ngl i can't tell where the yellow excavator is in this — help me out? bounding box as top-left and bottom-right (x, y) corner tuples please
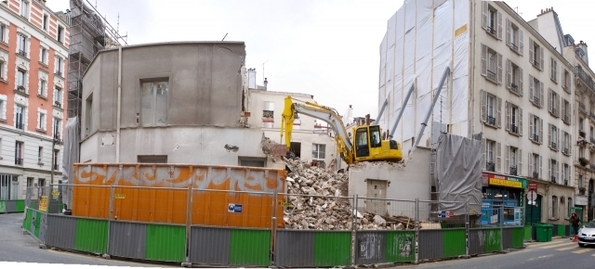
(281, 96), (402, 165)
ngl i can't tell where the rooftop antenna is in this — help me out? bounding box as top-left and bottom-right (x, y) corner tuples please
(260, 60), (269, 84)
(222, 33), (228, 41)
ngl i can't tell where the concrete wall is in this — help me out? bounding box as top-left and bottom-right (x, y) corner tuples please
(348, 147), (432, 219)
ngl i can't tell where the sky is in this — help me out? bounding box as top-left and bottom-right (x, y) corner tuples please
(45, 0), (595, 120)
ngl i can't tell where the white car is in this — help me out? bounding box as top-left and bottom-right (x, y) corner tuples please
(578, 220), (595, 247)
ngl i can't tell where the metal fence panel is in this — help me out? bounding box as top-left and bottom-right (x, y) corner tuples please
(275, 230), (315, 267)
(38, 213), (47, 244)
(355, 231), (385, 264)
(5, 200), (15, 213)
(313, 231), (351, 266)
(468, 229), (483, 255)
(45, 215), (77, 250)
(385, 231), (415, 263)
(229, 229), (271, 266)
(74, 218), (108, 254)
(145, 224), (186, 262)
(502, 227), (512, 249)
(189, 226), (232, 265)
(418, 230), (443, 261)
(442, 229), (466, 258)
(108, 221), (147, 260)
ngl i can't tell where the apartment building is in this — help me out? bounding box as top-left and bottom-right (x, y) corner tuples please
(529, 7), (595, 221)
(245, 68), (342, 170)
(378, 0), (574, 225)
(0, 0), (69, 200)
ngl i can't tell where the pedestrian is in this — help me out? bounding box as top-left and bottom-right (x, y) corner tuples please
(569, 212), (580, 241)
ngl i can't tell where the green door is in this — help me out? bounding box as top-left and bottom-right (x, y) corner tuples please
(525, 195), (542, 225)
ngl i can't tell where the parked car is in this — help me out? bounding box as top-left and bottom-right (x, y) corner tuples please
(578, 220), (595, 247)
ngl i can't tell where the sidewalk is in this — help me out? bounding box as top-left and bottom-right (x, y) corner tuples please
(523, 236), (571, 246)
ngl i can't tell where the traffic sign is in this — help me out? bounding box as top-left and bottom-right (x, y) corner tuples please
(526, 190), (537, 202)
(529, 182), (538, 191)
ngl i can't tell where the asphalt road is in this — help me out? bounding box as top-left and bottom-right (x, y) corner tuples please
(396, 237), (595, 269)
(0, 212), (172, 267)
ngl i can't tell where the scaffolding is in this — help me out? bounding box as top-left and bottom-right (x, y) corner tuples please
(65, 0), (128, 120)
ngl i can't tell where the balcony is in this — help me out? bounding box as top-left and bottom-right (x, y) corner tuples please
(510, 166), (517, 176)
(580, 130), (586, 138)
(510, 83), (520, 95)
(550, 142), (557, 150)
(531, 96), (541, 107)
(486, 116), (496, 126)
(487, 69), (497, 82)
(532, 171), (539, 179)
(579, 101), (586, 113)
(510, 124), (519, 134)
(486, 162), (495, 172)
(551, 176), (556, 183)
(17, 50), (27, 58)
(486, 26), (497, 37)
(575, 65), (595, 92)
(532, 133), (539, 143)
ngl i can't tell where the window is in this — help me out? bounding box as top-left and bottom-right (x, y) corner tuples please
(37, 111), (45, 131)
(550, 159), (559, 183)
(528, 153), (542, 179)
(54, 56), (63, 76)
(484, 139), (501, 172)
(562, 99), (571, 124)
(528, 113), (543, 144)
(579, 175), (583, 189)
(40, 47), (48, 65)
(550, 58), (558, 82)
(43, 14), (48, 31)
(529, 75), (544, 107)
(0, 23), (7, 43)
(580, 146), (585, 159)
(17, 33), (27, 57)
(563, 163), (570, 186)
(39, 79), (47, 97)
(562, 131), (571, 156)
(141, 79), (169, 127)
(54, 86), (62, 106)
(312, 143), (326, 159)
(0, 60), (5, 80)
(506, 19), (523, 54)
(138, 155), (168, 163)
(506, 146), (521, 176)
(57, 25), (64, 44)
(0, 175), (19, 200)
(548, 88), (560, 118)
(86, 95), (93, 136)
(0, 98), (5, 121)
(548, 124), (559, 151)
(481, 44), (502, 84)
(53, 117), (61, 139)
(53, 149), (59, 170)
(482, 2), (502, 39)
(38, 146), (43, 163)
(505, 101), (522, 135)
(480, 90), (501, 128)
(529, 38), (544, 70)
(15, 105), (24, 130)
(262, 101), (274, 119)
(15, 141), (23, 165)
(562, 69), (571, 93)
(20, 0), (29, 18)
(506, 60), (523, 95)
(17, 69), (26, 89)
(551, 195), (558, 219)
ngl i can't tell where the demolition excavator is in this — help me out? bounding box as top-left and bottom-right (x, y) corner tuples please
(280, 96), (403, 165)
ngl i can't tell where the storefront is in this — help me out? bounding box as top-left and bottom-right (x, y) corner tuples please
(481, 172), (527, 226)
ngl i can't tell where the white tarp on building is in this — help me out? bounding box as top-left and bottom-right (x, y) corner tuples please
(378, 0), (470, 154)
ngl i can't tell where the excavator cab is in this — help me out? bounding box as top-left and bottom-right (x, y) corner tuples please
(353, 125), (402, 162)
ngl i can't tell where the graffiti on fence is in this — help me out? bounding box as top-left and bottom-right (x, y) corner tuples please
(358, 233), (383, 260)
(74, 164), (284, 192)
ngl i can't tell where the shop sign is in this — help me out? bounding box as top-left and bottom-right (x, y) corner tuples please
(576, 196), (588, 206)
(484, 173), (527, 189)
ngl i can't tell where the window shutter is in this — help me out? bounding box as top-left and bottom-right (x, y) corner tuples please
(497, 97), (502, 128)
(529, 39), (535, 64)
(540, 82), (544, 107)
(506, 59), (512, 88)
(529, 75), (535, 101)
(528, 152), (533, 176)
(519, 107), (523, 136)
(539, 118), (544, 143)
(519, 67), (524, 96)
(548, 89), (553, 113)
(505, 101), (511, 131)
(482, 138), (487, 167)
(497, 53), (503, 84)
(519, 29), (524, 55)
(480, 90), (486, 122)
(482, 1), (487, 30)
(519, 149), (523, 175)
(497, 11), (502, 40)
(481, 44), (487, 76)
(555, 95), (560, 117)
(570, 134), (572, 154)
(496, 142), (502, 172)
(505, 145), (510, 172)
(506, 18), (511, 45)
(548, 124), (552, 146)
(540, 46), (544, 70)
(539, 155), (542, 180)
(557, 127), (560, 149)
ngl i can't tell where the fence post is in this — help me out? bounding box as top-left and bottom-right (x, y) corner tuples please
(105, 185), (115, 259)
(351, 194), (358, 267)
(414, 198), (419, 265)
(500, 204), (504, 251)
(270, 187), (278, 267)
(182, 185), (193, 267)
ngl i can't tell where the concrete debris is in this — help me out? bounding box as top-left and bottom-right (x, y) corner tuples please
(281, 158), (416, 231)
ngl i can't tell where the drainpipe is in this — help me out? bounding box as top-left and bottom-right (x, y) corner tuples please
(116, 45), (122, 162)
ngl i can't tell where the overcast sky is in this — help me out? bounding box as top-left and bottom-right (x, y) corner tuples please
(47, 0), (594, 120)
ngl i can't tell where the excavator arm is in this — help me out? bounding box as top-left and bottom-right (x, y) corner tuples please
(281, 96), (355, 164)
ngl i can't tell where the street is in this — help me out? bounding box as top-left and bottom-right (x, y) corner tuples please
(0, 213), (172, 267)
(396, 238), (594, 269)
